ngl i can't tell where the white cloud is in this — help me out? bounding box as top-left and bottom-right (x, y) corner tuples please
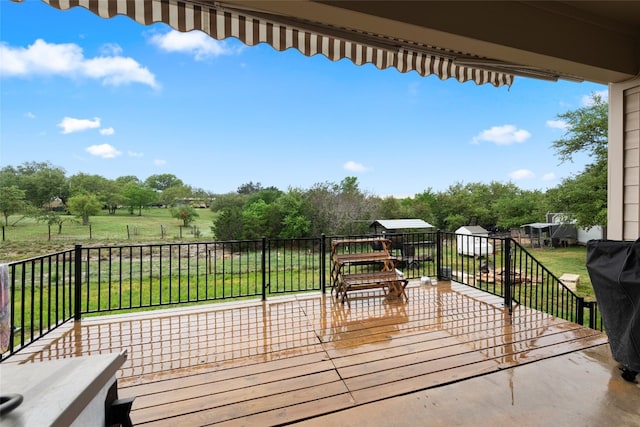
(509, 169), (535, 180)
(83, 56), (158, 88)
(546, 120), (569, 130)
(86, 144), (122, 158)
(25, 112), (35, 119)
(58, 116), (100, 134)
(0, 39), (158, 88)
(542, 172), (556, 181)
(1, 39), (81, 75)
(472, 125), (531, 145)
(149, 30), (240, 61)
(99, 127), (115, 136)
(343, 160), (368, 173)
(99, 43), (123, 56)
(154, 159), (167, 166)
(128, 150), (144, 157)
(582, 90), (608, 106)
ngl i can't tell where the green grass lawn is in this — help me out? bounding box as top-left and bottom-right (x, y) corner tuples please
(2, 212), (592, 298)
(1, 211), (594, 302)
(0, 208), (218, 262)
(526, 245), (593, 299)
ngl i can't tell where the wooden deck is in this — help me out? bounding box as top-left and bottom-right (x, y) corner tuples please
(4, 281), (628, 426)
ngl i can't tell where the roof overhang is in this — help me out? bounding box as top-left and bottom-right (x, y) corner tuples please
(224, 0), (640, 84)
(19, 1), (640, 85)
(34, 0), (520, 87)
(371, 219), (434, 231)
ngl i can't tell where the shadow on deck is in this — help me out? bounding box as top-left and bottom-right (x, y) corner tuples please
(4, 282), (639, 426)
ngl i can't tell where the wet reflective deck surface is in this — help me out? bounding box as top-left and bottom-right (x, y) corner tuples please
(6, 282), (639, 426)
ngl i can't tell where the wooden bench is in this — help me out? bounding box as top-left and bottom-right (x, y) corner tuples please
(338, 270), (409, 304)
(330, 237), (409, 305)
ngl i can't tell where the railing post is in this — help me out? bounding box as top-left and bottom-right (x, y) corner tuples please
(592, 302), (599, 330)
(320, 234), (326, 294)
(503, 238), (512, 315)
(576, 296), (585, 326)
(261, 237), (267, 301)
(436, 230), (442, 280)
(74, 244), (82, 321)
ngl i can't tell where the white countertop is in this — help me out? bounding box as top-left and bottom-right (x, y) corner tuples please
(0, 352), (126, 427)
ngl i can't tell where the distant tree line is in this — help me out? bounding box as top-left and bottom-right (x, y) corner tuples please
(0, 94), (607, 239)
(0, 168), (207, 231)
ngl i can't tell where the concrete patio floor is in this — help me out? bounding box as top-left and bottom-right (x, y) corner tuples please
(294, 343), (640, 427)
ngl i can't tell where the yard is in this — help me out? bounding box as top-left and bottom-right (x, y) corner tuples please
(0, 208), (218, 262)
(1, 208), (596, 302)
(525, 245), (593, 299)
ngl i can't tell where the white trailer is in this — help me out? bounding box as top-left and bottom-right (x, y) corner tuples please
(455, 226), (493, 257)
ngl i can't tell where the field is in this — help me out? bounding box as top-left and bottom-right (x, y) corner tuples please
(2, 213), (600, 351)
(0, 208), (218, 262)
(1, 209), (595, 300)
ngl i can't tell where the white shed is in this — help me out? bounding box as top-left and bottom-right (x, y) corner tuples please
(455, 226), (493, 257)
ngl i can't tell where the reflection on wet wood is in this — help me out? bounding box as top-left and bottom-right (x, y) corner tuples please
(4, 282), (607, 426)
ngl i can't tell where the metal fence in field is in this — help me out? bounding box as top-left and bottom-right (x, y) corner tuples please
(1, 230), (600, 360)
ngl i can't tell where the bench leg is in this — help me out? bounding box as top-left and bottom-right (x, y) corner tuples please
(388, 280), (409, 301)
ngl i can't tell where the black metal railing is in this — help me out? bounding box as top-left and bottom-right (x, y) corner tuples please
(1, 230), (601, 360)
(3, 249), (76, 357)
(436, 232), (602, 330)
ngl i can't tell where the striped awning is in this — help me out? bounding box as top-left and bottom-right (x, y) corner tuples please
(38, 0), (514, 88)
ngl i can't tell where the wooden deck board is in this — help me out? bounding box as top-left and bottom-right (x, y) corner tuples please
(130, 360), (339, 410)
(132, 371), (347, 425)
(156, 392), (357, 427)
(4, 282), (610, 426)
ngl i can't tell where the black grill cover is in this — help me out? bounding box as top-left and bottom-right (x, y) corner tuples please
(586, 239), (640, 372)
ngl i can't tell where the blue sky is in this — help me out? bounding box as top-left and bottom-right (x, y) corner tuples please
(1, 0), (607, 198)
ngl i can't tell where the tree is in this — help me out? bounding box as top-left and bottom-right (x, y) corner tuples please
(160, 185), (193, 207)
(209, 193), (247, 212)
(376, 197), (404, 220)
(191, 187), (213, 200)
(115, 175), (141, 186)
(68, 173), (124, 214)
(0, 185), (27, 225)
(550, 93), (608, 231)
(171, 205), (199, 226)
(37, 210), (74, 235)
(301, 178), (376, 236)
(273, 190), (311, 238)
(69, 173), (109, 196)
(247, 187), (284, 206)
(1, 161), (68, 208)
(211, 207), (243, 240)
(121, 182), (157, 216)
(241, 199), (270, 239)
(434, 182), (485, 230)
(145, 174), (184, 192)
(493, 189), (548, 230)
(411, 189), (437, 226)
(552, 94), (608, 164)
(67, 193), (102, 225)
(547, 162), (607, 230)
(101, 180), (126, 215)
(443, 213), (467, 231)
(237, 181), (263, 195)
